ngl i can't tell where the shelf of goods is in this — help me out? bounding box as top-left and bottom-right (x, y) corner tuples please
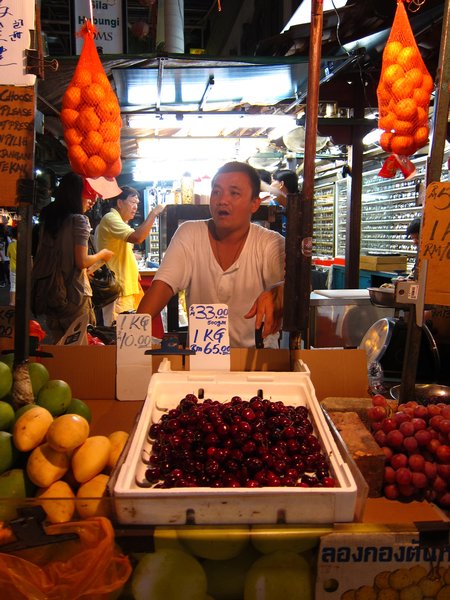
(313, 154), (449, 267)
(313, 179), (336, 258)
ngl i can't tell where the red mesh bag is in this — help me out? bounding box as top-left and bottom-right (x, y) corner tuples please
(61, 21), (122, 179)
(377, 0), (433, 177)
(0, 517), (131, 599)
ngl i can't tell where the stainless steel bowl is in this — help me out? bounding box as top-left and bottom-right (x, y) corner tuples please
(367, 287), (396, 307)
(390, 383), (450, 405)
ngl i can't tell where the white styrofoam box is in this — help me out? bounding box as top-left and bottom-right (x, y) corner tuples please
(113, 369), (358, 525)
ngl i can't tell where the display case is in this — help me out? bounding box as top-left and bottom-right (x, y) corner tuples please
(360, 159), (424, 271)
(313, 178), (335, 258)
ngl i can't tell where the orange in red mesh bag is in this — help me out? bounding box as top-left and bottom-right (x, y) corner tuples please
(61, 21), (122, 179)
(377, 0), (433, 177)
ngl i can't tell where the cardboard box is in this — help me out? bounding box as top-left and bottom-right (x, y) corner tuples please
(37, 346), (369, 403)
(316, 521), (450, 599)
(360, 255), (408, 272)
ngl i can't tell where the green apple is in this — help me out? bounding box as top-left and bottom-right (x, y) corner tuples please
(204, 544), (261, 600)
(244, 551), (313, 600)
(66, 397), (92, 423)
(0, 361), (12, 400)
(0, 432), (20, 474)
(36, 379), (72, 416)
(0, 468), (36, 522)
(0, 353), (14, 370)
(177, 525), (251, 561)
(250, 525), (326, 555)
(0, 400), (14, 431)
(28, 362), (50, 398)
(131, 548), (207, 600)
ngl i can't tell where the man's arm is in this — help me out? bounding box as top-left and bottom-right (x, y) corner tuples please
(127, 205), (165, 245)
(244, 283), (284, 338)
(137, 279), (175, 317)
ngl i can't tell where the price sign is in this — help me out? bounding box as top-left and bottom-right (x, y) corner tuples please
(188, 304), (230, 371)
(116, 313), (152, 401)
(419, 182), (450, 307)
(0, 306), (14, 349)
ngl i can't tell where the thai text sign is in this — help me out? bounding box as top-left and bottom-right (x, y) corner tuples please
(419, 182), (450, 307)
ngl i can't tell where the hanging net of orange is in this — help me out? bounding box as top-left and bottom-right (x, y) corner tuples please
(60, 21), (122, 179)
(377, 0), (433, 165)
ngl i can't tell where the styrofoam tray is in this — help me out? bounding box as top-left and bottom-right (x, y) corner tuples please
(112, 368), (358, 525)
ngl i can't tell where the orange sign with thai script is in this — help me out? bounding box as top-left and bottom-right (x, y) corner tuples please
(0, 85), (35, 205)
(419, 182), (450, 307)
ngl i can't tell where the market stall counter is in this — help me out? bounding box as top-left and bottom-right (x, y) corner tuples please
(0, 347), (449, 600)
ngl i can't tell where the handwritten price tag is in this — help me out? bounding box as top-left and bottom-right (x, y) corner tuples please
(116, 314), (153, 400)
(188, 304), (230, 371)
(0, 307), (14, 342)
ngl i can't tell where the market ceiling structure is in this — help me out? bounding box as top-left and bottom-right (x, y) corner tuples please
(36, 0), (446, 182)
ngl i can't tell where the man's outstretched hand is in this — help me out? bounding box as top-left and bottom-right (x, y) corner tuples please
(244, 284), (284, 338)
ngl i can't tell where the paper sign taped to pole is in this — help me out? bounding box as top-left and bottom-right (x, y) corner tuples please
(419, 182), (450, 307)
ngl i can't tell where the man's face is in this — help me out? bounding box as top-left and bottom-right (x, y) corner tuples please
(209, 172), (260, 231)
(118, 194), (139, 222)
(410, 232), (419, 248)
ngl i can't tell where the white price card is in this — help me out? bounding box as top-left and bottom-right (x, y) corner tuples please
(188, 304), (230, 371)
(116, 313), (152, 401)
(0, 306), (14, 343)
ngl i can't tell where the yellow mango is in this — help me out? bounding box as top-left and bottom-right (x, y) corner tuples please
(37, 480), (76, 523)
(13, 406), (53, 452)
(26, 443), (69, 488)
(46, 413), (90, 453)
(71, 435), (111, 483)
(76, 473), (111, 518)
(107, 430), (129, 471)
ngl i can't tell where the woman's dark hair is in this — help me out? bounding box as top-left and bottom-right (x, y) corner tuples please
(39, 172), (84, 237)
(256, 169), (272, 185)
(406, 217), (421, 237)
(212, 161), (261, 199)
(273, 169), (299, 193)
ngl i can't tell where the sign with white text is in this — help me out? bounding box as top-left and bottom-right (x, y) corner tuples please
(188, 304), (230, 371)
(116, 313), (152, 401)
(419, 182), (450, 307)
(74, 0), (124, 55)
(0, 0), (35, 86)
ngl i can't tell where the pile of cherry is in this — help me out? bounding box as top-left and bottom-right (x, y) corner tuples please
(145, 394), (335, 489)
(368, 395), (450, 507)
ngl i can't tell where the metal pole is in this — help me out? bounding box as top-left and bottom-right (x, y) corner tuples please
(284, 0), (324, 354)
(399, 0), (450, 404)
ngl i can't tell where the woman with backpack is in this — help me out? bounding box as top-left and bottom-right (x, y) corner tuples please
(31, 172), (113, 343)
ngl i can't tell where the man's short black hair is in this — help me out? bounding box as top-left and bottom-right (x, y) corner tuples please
(212, 161), (261, 199)
(406, 217), (421, 237)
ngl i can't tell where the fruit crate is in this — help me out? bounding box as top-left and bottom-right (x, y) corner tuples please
(112, 369), (358, 525)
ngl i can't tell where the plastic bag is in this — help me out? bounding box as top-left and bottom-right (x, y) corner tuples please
(61, 21), (122, 179)
(377, 0), (433, 171)
(0, 517), (131, 599)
